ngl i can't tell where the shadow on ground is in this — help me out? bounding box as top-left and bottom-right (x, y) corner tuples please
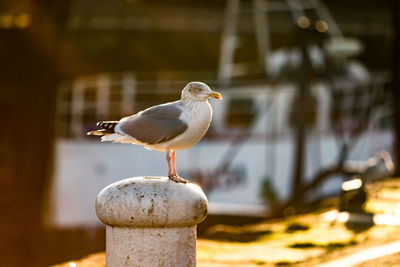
(201, 227), (273, 242)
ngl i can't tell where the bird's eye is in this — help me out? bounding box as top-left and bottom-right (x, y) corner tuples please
(189, 87), (202, 94)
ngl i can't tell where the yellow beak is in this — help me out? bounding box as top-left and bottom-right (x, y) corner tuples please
(208, 91), (222, 100)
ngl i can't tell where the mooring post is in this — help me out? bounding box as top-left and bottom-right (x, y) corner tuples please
(95, 176), (208, 267)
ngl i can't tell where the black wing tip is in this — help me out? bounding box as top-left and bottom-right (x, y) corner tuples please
(97, 121), (118, 131)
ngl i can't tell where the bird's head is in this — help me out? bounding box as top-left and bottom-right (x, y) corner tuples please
(181, 82), (222, 101)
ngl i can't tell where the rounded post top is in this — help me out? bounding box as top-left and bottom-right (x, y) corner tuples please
(96, 177), (208, 228)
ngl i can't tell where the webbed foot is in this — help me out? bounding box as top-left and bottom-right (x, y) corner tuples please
(168, 174), (188, 184)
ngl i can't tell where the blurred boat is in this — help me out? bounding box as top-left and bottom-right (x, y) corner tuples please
(48, 70), (394, 227)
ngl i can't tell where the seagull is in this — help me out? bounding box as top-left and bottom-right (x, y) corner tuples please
(87, 81), (222, 183)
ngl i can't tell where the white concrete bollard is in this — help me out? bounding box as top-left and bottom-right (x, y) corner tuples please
(95, 176), (208, 267)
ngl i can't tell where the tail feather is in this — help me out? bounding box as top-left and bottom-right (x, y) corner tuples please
(101, 133), (126, 142)
(87, 129), (110, 136)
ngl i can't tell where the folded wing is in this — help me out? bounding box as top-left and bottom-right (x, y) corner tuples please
(117, 102), (188, 145)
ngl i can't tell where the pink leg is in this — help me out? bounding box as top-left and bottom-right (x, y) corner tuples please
(166, 151), (172, 176)
(171, 150), (177, 176)
(168, 150), (187, 183)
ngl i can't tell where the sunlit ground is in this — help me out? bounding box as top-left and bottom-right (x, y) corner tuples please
(52, 178), (400, 267)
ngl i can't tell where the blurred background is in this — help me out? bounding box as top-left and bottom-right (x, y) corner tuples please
(1, 0), (400, 266)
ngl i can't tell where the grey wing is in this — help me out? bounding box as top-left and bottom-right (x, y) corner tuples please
(117, 102), (188, 145)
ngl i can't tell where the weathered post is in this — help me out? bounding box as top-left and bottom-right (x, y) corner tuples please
(96, 176), (208, 267)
